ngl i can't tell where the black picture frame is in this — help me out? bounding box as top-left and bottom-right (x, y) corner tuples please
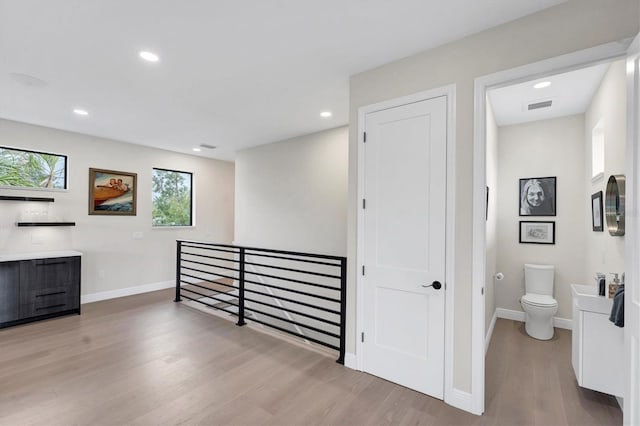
(519, 221), (555, 244)
(591, 191), (604, 232)
(519, 177), (556, 216)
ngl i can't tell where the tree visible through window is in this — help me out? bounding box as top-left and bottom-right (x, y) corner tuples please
(152, 168), (193, 226)
(0, 146), (67, 189)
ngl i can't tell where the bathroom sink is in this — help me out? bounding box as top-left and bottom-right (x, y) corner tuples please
(571, 284), (613, 315)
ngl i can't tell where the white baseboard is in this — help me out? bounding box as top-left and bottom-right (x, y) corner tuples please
(553, 317), (572, 330)
(81, 280), (174, 304)
(496, 307), (525, 322)
(343, 352), (358, 370)
(485, 310), (497, 356)
(445, 388), (478, 415)
(495, 308), (572, 330)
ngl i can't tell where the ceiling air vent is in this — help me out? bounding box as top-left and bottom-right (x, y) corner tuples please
(528, 100), (552, 110)
(199, 143), (217, 149)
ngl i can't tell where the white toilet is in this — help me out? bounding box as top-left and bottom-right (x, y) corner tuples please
(521, 263), (558, 340)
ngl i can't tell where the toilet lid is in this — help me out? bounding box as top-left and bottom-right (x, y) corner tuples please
(522, 293), (557, 307)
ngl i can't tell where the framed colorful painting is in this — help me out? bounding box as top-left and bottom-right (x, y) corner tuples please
(88, 168), (137, 215)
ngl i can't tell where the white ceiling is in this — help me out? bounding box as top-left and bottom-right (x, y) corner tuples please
(0, 0), (565, 161)
(488, 62), (611, 127)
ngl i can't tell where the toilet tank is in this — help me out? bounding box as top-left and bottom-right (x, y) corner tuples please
(524, 264), (555, 295)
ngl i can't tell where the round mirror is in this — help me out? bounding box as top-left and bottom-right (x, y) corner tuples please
(605, 174), (625, 236)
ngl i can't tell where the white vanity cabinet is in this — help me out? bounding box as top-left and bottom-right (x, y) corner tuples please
(571, 284), (624, 397)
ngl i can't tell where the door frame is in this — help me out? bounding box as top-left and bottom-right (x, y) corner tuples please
(473, 39), (632, 416)
(355, 84), (458, 406)
(624, 33), (640, 426)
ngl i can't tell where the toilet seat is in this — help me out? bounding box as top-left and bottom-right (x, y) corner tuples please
(521, 293), (557, 308)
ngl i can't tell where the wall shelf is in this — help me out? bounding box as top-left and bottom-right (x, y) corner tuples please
(0, 195), (55, 202)
(16, 222), (75, 227)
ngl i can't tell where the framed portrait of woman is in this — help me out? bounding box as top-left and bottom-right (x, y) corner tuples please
(519, 177), (556, 216)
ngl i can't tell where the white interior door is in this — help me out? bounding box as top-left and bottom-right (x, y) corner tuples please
(625, 33), (640, 426)
(361, 95), (447, 398)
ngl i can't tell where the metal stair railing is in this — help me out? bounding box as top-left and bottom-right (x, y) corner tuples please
(174, 240), (347, 364)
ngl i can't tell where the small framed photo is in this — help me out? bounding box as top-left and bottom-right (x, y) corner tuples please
(591, 191), (603, 232)
(88, 168), (137, 215)
(519, 221), (555, 244)
(519, 177), (556, 216)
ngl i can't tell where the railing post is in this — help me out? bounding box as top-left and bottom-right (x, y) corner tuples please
(174, 240), (182, 302)
(337, 257), (347, 365)
(236, 247), (246, 326)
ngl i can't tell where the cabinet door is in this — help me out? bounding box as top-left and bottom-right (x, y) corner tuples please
(582, 311), (624, 396)
(0, 262), (20, 323)
(19, 257), (80, 318)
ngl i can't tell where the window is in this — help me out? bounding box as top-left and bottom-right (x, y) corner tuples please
(152, 168), (193, 227)
(0, 146), (67, 189)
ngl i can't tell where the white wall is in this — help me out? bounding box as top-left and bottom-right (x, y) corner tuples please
(233, 126), (348, 348)
(348, 0), (639, 392)
(235, 126), (348, 256)
(584, 60), (626, 284)
(0, 119), (235, 298)
(485, 100), (498, 335)
(496, 115), (586, 320)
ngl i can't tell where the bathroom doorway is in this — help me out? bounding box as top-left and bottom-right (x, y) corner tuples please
(484, 58), (626, 336)
(472, 36), (629, 416)
(478, 47), (629, 418)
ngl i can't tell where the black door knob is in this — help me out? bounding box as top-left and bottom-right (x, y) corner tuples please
(422, 281), (442, 290)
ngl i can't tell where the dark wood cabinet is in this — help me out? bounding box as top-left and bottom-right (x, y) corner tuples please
(0, 262), (20, 323)
(0, 256), (81, 328)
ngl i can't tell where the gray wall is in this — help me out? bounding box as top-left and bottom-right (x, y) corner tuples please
(584, 60), (627, 284)
(485, 101), (498, 337)
(348, 0), (639, 392)
(234, 126), (348, 255)
(233, 126), (348, 349)
(496, 115), (586, 320)
(0, 119), (235, 298)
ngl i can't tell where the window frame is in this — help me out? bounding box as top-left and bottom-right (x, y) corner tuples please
(0, 145), (68, 191)
(151, 167), (194, 228)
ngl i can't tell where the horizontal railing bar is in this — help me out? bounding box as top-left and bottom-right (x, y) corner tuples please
(245, 261), (341, 280)
(180, 266), (237, 281)
(244, 278), (340, 303)
(178, 239), (345, 262)
(245, 251), (341, 267)
(245, 270), (340, 291)
(180, 293), (239, 316)
(243, 287), (340, 315)
(179, 280), (238, 297)
(243, 297), (340, 327)
(181, 287), (240, 308)
(181, 244), (239, 256)
(181, 251), (241, 264)
(243, 307), (340, 339)
(182, 259), (239, 274)
(247, 317), (339, 351)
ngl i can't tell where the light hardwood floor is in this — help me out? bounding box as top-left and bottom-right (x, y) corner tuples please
(0, 289), (622, 425)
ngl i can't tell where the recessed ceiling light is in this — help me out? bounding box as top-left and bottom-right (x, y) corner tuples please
(139, 51), (160, 62)
(320, 111), (332, 118)
(73, 109), (89, 116)
(192, 148), (201, 152)
(533, 81), (551, 89)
